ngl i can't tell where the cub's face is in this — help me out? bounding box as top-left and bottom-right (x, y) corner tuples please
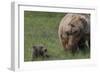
(32, 45), (47, 56)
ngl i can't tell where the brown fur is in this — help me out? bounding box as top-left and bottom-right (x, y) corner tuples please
(58, 13), (90, 55)
(32, 44), (49, 61)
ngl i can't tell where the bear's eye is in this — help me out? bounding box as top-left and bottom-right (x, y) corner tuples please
(70, 24), (75, 27)
(66, 31), (71, 35)
(66, 30), (78, 35)
(73, 31), (78, 34)
(71, 25), (75, 27)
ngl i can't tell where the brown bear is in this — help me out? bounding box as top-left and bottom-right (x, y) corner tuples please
(32, 44), (49, 61)
(58, 13), (90, 55)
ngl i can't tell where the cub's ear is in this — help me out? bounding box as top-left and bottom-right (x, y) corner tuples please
(80, 17), (87, 28)
(33, 46), (36, 49)
(44, 48), (47, 52)
(33, 46), (37, 50)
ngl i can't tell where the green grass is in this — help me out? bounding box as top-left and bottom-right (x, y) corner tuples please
(24, 11), (90, 62)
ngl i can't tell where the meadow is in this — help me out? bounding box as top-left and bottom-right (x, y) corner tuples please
(24, 11), (90, 61)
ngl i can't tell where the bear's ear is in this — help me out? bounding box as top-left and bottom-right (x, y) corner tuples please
(44, 48), (47, 52)
(33, 46), (36, 49)
(79, 17), (87, 29)
(33, 46), (37, 51)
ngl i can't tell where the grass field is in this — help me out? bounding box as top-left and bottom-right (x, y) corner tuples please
(24, 11), (90, 62)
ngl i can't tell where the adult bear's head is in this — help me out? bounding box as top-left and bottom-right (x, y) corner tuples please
(63, 14), (88, 50)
